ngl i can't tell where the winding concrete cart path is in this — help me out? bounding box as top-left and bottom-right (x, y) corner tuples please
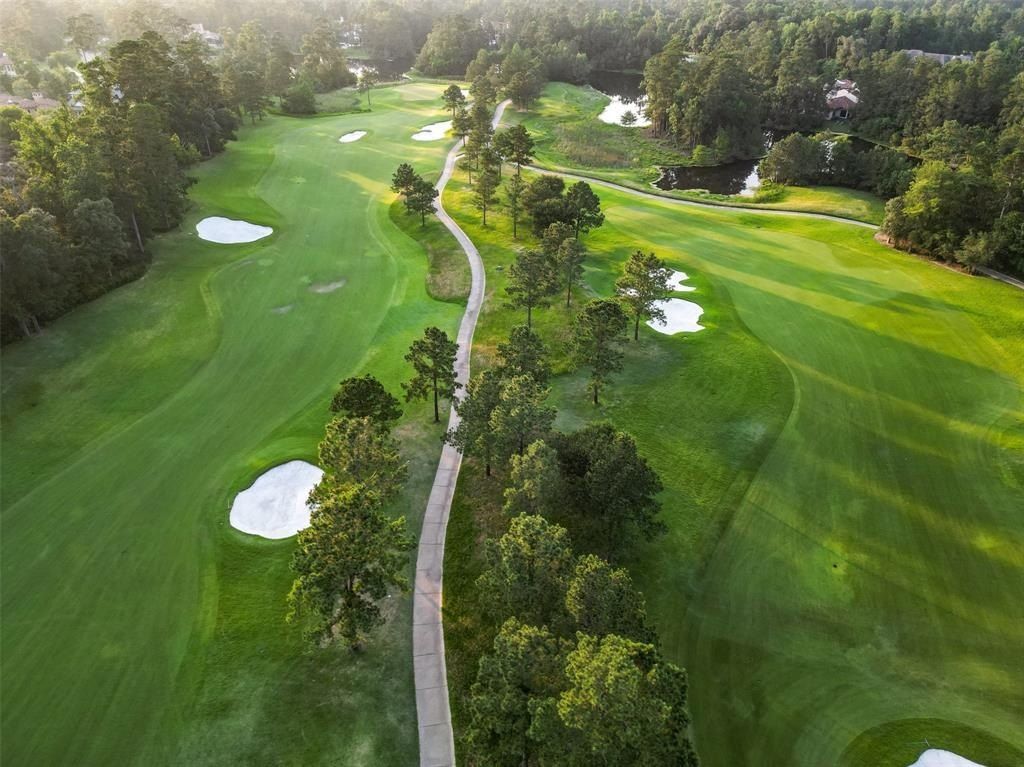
(413, 99), (510, 767)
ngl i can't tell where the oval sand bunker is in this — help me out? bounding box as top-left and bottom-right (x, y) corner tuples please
(229, 460), (324, 539)
(412, 120), (452, 141)
(339, 130), (367, 143)
(648, 298), (705, 334)
(197, 217), (273, 244)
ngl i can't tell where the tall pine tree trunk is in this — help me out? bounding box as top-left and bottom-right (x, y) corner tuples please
(130, 209), (145, 254)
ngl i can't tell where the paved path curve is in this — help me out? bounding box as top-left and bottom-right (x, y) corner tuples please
(413, 99), (510, 767)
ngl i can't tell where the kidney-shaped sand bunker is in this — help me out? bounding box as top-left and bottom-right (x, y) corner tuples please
(229, 460), (324, 539)
(197, 217), (273, 244)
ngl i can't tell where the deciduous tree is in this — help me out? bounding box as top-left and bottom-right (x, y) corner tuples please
(330, 374), (402, 425)
(477, 514), (574, 626)
(358, 68), (379, 109)
(552, 422), (666, 552)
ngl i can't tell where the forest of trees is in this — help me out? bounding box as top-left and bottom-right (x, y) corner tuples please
(640, 2), (1024, 272)
(2, 0), (1021, 341)
(0, 13), (363, 341)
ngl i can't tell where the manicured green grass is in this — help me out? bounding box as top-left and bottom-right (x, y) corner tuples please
(442, 163), (1024, 765)
(513, 82), (888, 224)
(1, 82), (464, 765)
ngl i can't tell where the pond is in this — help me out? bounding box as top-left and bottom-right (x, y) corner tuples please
(655, 133), (877, 195)
(348, 56), (413, 81)
(588, 70), (651, 127)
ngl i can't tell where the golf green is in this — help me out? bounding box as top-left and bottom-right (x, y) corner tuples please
(1, 82), (462, 765)
(440, 174), (1024, 765)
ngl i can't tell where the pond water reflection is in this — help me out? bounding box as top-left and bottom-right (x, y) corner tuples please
(588, 70), (650, 127)
(655, 133), (877, 195)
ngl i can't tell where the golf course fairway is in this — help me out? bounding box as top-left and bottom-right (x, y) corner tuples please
(440, 174), (1024, 765)
(1, 82), (464, 765)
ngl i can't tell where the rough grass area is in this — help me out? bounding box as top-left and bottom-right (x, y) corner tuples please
(390, 197), (471, 303)
(514, 82), (887, 224)
(508, 81), (689, 171)
(442, 157), (1024, 766)
(1, 81), (465, 766)
(314, 87), (364, 113)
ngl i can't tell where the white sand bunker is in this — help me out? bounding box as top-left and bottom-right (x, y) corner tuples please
(907, 750), (986, 767)
(669, 270), (696, 292)
(339, 130), (367, 143)
(229, 460), (324, 539)
(309, 279), (346, 294)
(412, 120), (452, 141)
(597, 95), (652, 127)
(648, 298), (705, 334)
(197, 217), (273, 244)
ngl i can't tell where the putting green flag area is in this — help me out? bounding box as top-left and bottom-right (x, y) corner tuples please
(1, 82), (461, 765)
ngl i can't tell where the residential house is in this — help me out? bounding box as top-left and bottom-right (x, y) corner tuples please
(0, 91), (63, 112)
(826, 79), (860, 120)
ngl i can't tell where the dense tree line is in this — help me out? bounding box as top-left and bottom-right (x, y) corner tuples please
(0, 32), (237, 340)
(0, 11), (369, 342)
(639, 1), (1024, 272)
(443, 315), (698, 763)
(759, 133), (916, 199)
